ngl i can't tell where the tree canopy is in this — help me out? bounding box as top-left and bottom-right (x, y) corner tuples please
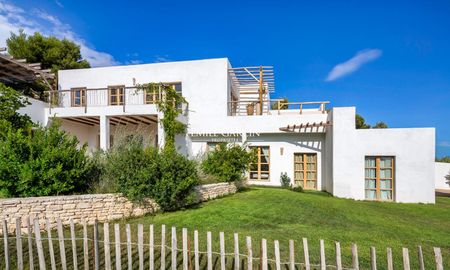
(6, 30), (90, 72)
(436, 156), (450, 163)
(356, 114), (388, 129)
(0, 83), (32, 131)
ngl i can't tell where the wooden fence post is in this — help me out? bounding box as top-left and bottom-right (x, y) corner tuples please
(93, 220), (100, 270)
(138, 224), (144, 270)
(114, 224), (122, 270)
(246, 236), (252, 270)
(417, 246), (425, 270)
(335, 242), (342, 270)
(387, 248), (393, 270)
(234, 233), (240, 270)
(289, 240), (295, 270)
(207, 231), (212, 270)
(15, 217), (23, 270)
(83, 220), (89, 270)
(261, 238), (268, 270)
(27, 217), (34, 270)
(370, 246), (377, 270)
(320, 239), (326, 270)
(149, 225), (154, 270)
(303, 238), (310, 270)
(46, 219), (57, 270)
(182, 228), (188, 270)
(172, 227), (177, 270)
(220, 232), (226, 270)
(70, 219), (78, 269)
(104, 223), (111, 270)
(402, 247), (410, 270)
(57, 219), (67, 270)
(3, 219), (10, 270)
(194, 230), (200, 270)
(34, 219), (46, 270)
(161, 225), (166, 270)
(126, 224), (132, 270)
(351, 243), (359, 270)
(434, 247), (443, 270)
(274, 240), (281, 270)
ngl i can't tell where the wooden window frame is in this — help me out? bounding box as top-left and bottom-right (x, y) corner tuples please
(249, 146), (270, 181)
(294, 153), (318, 190)
(145, 82), (182, 105)
(108, 85), (125, 106)
(364, 156), (395, 201)
(71, 87), (86, 107)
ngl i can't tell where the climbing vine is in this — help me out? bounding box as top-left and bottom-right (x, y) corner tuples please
(136, 83), (187, 152)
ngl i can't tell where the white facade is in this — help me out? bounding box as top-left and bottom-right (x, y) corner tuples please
(435, 162), (450, 190)
(21, 58), (438, 203)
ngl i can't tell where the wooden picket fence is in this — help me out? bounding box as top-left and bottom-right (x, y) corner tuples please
(0, 217), (446, 270)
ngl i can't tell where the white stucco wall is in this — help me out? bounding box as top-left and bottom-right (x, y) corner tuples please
(18, 97), (48, 126)
(330, 107), (435, 203)
(435, 162), (450, 190)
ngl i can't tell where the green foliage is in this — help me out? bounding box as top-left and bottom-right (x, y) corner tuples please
(201, 143), (256, 183)
(271, 97), (289, 110)
(280, 172), (291, 188)
(355, 114), (371, 129)
(0, 121), (96, 197)
(95, 136), (199, 211)
(136, 83), (186, 152)
(436, 156), (450, 163)
(7, 30), (90, 72)
(151, 150), (199, 211)
(356, 114), (389, 129)
(0, 83), (32, 131)
(291, 186), (304, 193)
(373, 121), (388, 129)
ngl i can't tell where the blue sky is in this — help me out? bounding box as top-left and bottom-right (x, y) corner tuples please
(1, 0), (449, 157)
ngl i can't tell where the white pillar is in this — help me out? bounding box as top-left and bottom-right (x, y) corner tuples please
(157, 112), (165, 149)
(241, 132), (247, 144)
(100, 115), (110, 150)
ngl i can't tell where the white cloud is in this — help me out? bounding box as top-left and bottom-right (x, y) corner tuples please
(155, 55), (171, 63)
(54, 0), (63, 8)
(325, 49), (382, 81)
(0, 0), (119, 67)
(438, 141), (450, 148)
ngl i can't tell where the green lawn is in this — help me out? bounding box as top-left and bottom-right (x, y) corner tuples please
(121, 187), (450, 269)
(1, 187), (449, 269)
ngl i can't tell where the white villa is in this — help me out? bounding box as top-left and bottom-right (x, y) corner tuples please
(20, 58), (450, 204)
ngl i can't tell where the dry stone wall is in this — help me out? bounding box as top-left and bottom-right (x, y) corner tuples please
(0, 182), (236, 233)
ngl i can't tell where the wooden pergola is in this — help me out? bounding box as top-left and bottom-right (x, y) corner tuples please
(279, 121), (332, 133)
(0, 48), (55, 90)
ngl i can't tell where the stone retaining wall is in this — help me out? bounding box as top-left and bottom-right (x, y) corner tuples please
(0, 182), (236, 233)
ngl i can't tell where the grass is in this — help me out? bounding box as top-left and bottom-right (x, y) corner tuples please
(121, 187), (450, 269)
(1, 187), (449, 269)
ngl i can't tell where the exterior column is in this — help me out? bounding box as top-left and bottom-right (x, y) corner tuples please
(157, 112), (165, 149)
(241, 132), (247, 144)
(100, 115), (110, 150)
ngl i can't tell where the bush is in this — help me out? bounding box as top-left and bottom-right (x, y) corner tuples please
(280, 172), (291, 188)
(151, 150), (199, 211)
(291, 186), (304, 193)
(95, 137), (199, 211)
(0, 121), (97, 197)
(98, 138), (159, 202)
(201, 143), (256, 183)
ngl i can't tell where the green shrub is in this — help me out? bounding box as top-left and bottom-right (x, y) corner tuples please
(201, 143), (256, 183)
(291, 186), (304, 193)
(99, 138), (159, 201)
(280, 172), (291, 188)
(0, 121), (97, 197)
(151, 150), (199, 211)
(95, 137), (199, 211)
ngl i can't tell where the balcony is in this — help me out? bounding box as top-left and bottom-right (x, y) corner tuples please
(228, 100), (329, 116)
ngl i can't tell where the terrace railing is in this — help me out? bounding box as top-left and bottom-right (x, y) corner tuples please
(0, 217), (445, 270)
